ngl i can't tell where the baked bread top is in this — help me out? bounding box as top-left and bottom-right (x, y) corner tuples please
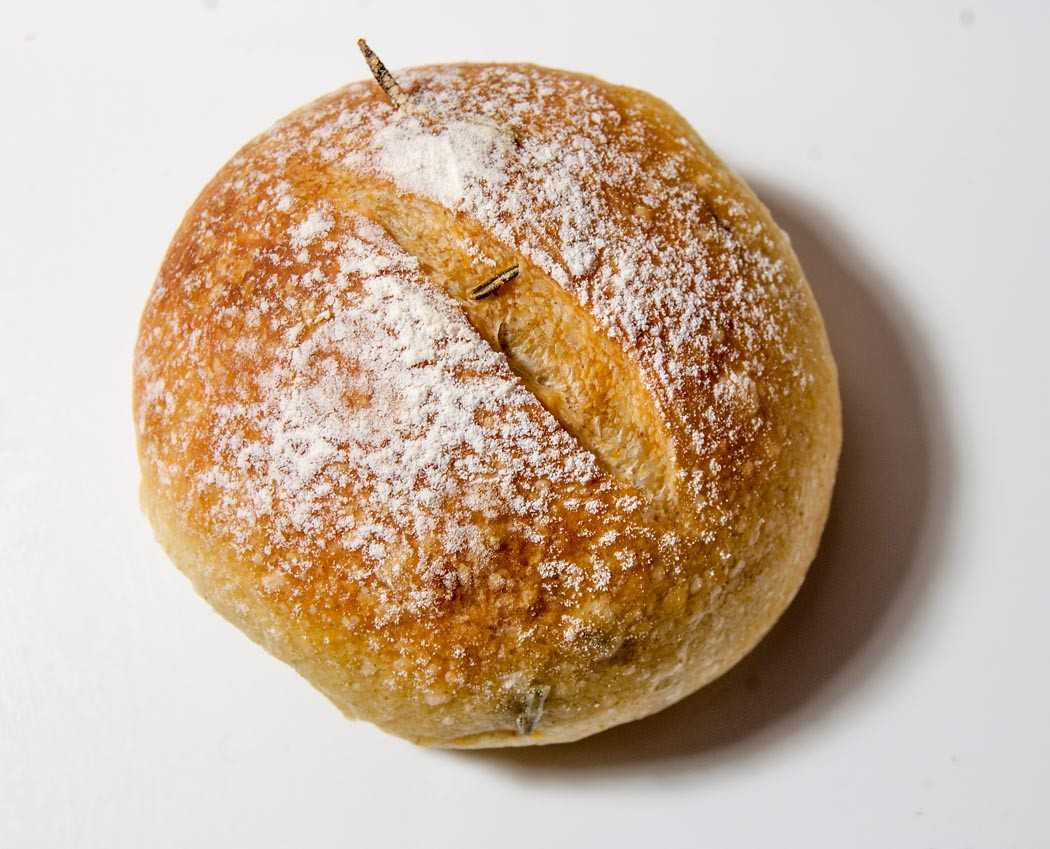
(133, 62), (840, 746)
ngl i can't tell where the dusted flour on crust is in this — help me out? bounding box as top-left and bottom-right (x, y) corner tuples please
(134, 63), (840, 746)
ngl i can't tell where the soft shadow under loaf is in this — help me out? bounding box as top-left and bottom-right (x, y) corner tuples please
(463, 182), (953, 775)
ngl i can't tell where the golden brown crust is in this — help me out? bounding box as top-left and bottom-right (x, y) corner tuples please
(134, 63), (840, 746)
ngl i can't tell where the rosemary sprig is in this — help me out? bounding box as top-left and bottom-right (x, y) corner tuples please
(469, 265), (519, 301)
(357, 38), (409, 110)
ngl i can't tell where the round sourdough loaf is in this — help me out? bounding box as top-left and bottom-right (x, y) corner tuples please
(133, 61), (841, 746)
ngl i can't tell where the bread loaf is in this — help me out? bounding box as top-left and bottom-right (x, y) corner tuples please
(133, 60), (841, 746)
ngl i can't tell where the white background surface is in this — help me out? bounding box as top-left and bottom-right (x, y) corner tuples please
(3, 1), (1048, 846)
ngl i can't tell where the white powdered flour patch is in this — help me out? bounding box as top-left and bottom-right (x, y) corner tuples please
(202, 213), (604, 619)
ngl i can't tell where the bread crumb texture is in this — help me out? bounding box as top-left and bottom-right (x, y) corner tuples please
(134, 64), (840, 746)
